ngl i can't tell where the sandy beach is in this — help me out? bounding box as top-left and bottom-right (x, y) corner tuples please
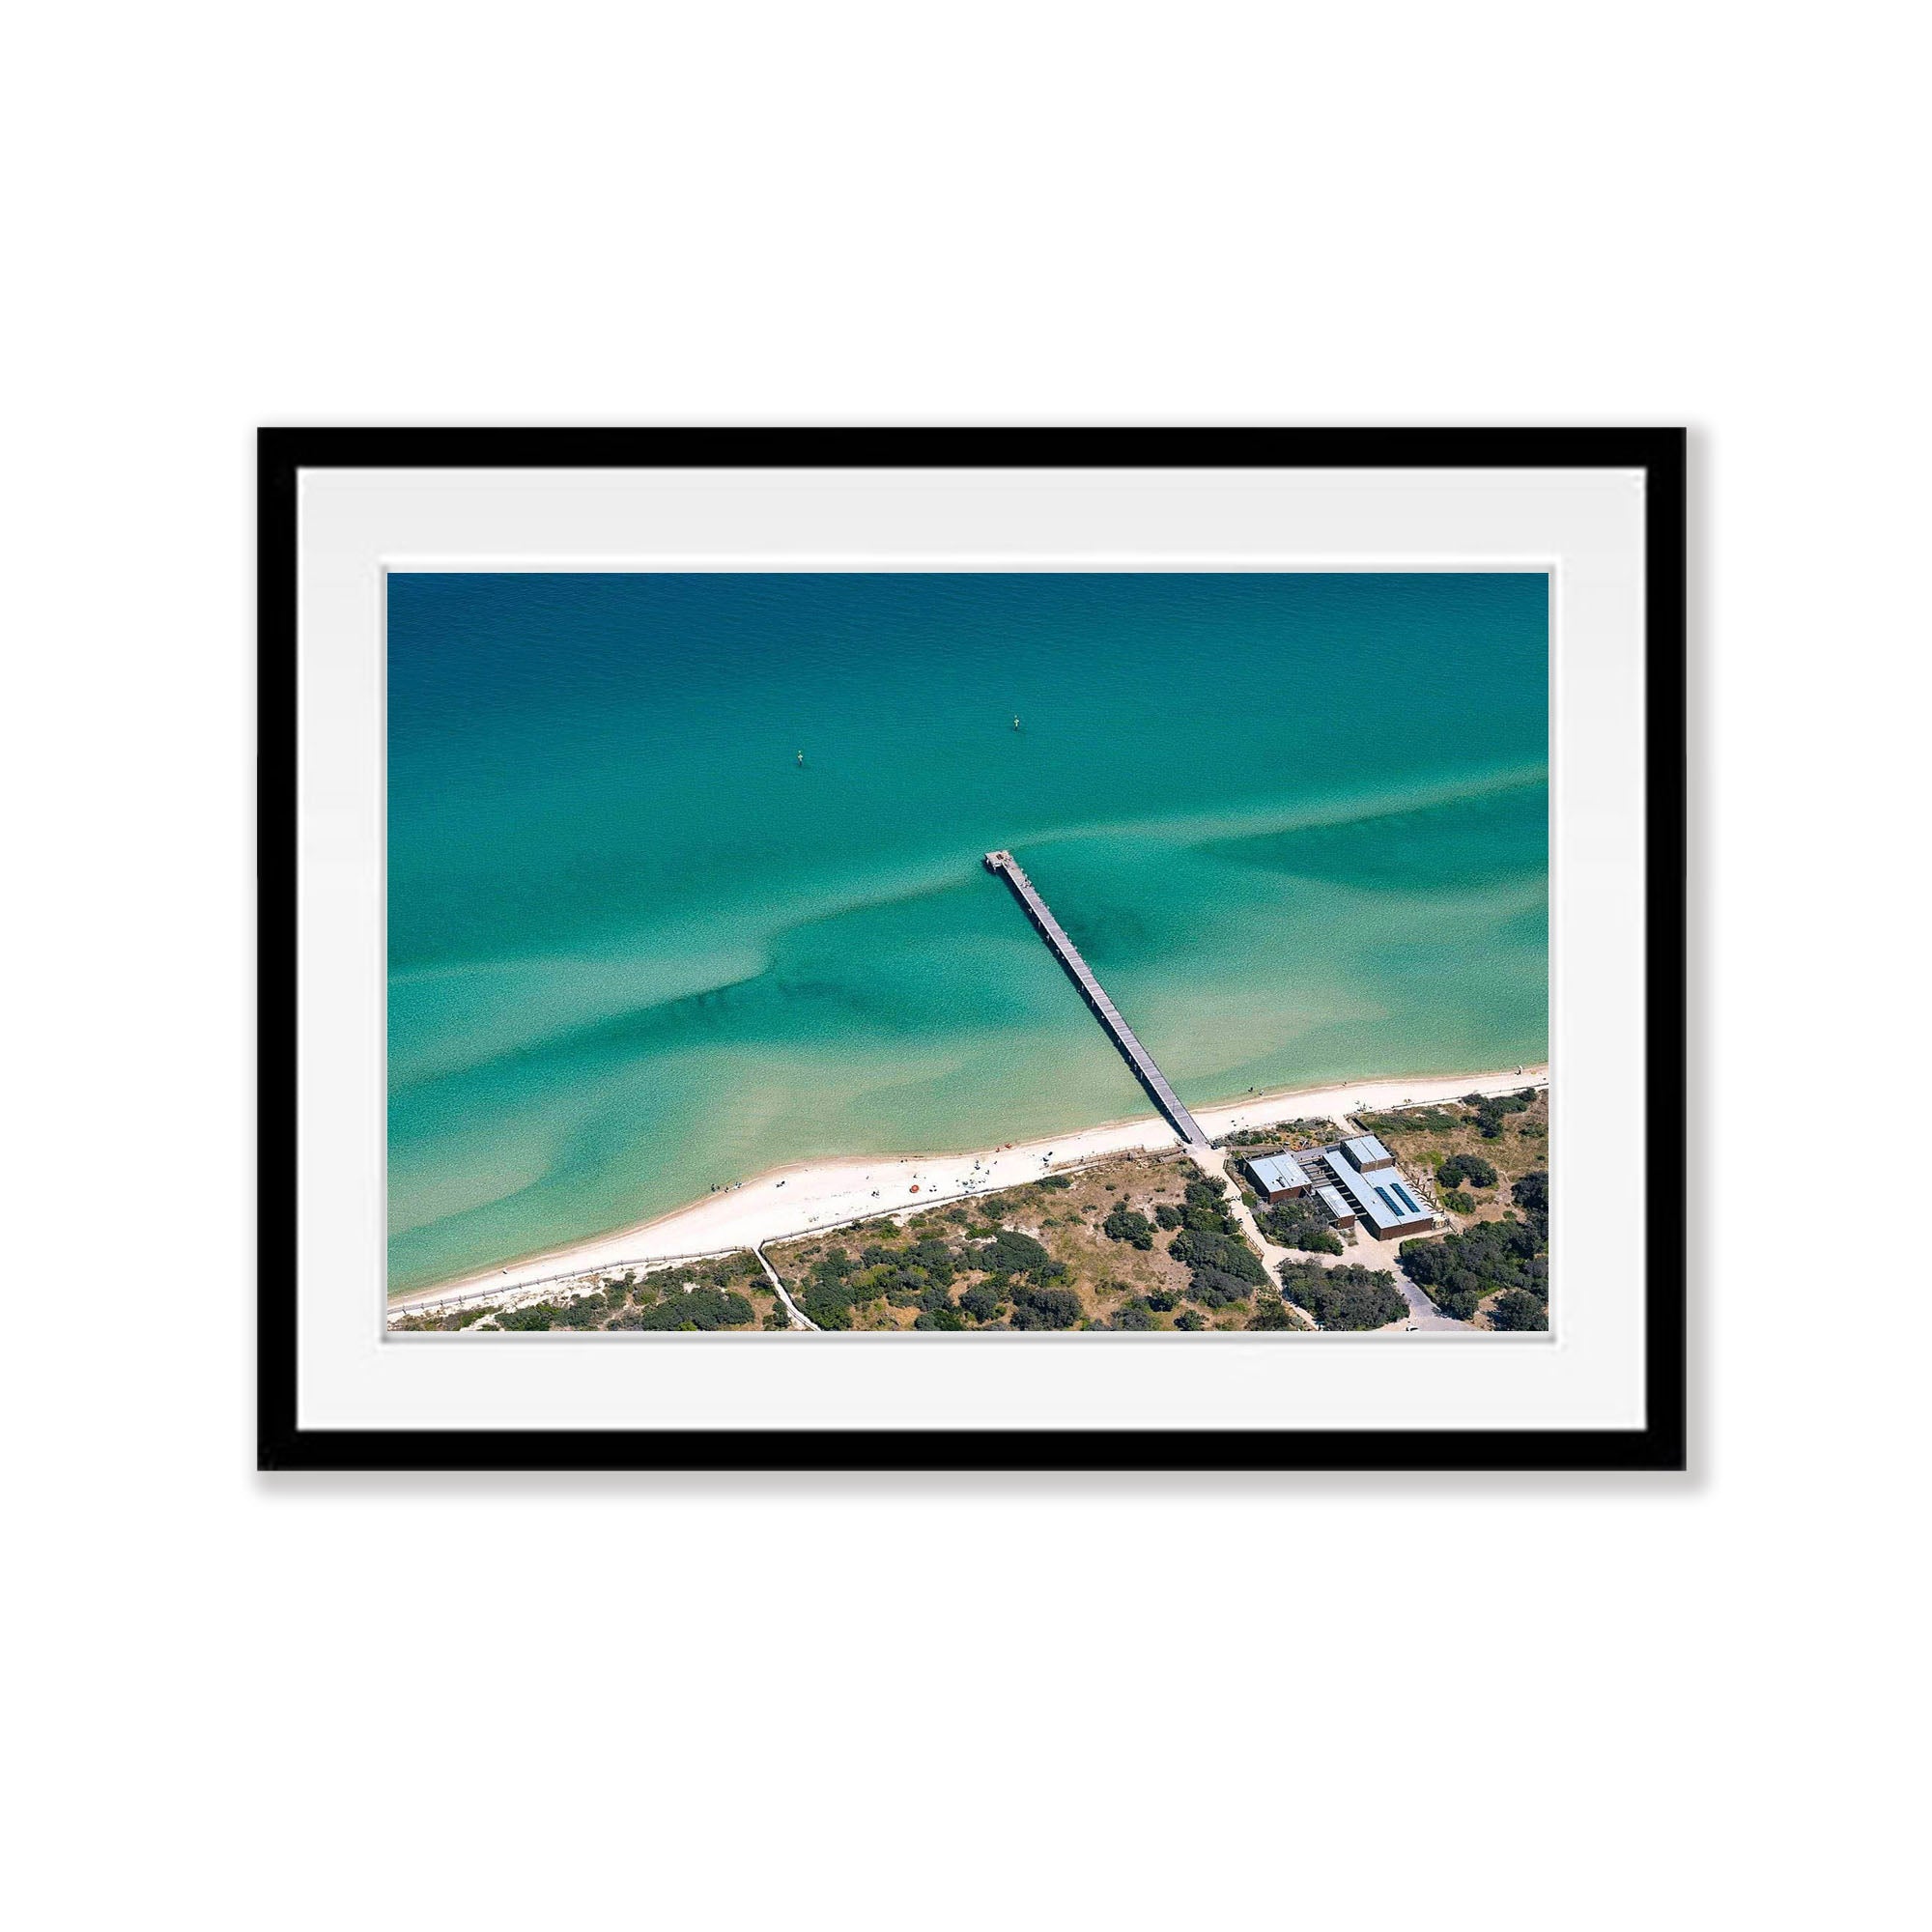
(389, 1064), (1548, 1313)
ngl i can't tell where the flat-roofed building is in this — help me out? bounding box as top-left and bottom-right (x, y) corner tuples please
(1324, 1154), (1435, 1240)
(1341, 1133), (1396, 1174)
(1244, 1151), (1311, 1204)
(1315, 1183), (1356, 1230)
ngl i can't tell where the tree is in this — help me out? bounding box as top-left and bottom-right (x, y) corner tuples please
(1509, 1169), (1549, 1242)
(1103, 1205), (1154, 1249)
(797, 1283), (854, 1329)
(1437, 1152), (1497, 1189)
(1186, 1266), (1257, 1308)
(1488, 1289), (1548, 1331)
(1259, 1196), (1344, 1254)
(1169, 1227), (1265, 1285)
(1246, 1294), (1299, 1331)
(1399, 1212), (1547, 1321)
(1179, 1178), (1237, 1235)
(975, 1229), (1062, 1282)
(957, 1281), (1004, 1323)
(496, 1303), (559, 1331)
(1007, 1283), (1082, 1330)
(1277, 1261), (1406, 1331)
(622, 1285), (757, 1331)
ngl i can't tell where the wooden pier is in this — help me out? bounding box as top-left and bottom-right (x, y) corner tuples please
(983, 850), (1211, 1151)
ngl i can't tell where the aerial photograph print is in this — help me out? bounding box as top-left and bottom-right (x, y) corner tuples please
(386, 571), (1550, 1338)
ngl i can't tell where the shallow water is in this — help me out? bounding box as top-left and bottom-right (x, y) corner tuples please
(388, 571), (1548, 1292)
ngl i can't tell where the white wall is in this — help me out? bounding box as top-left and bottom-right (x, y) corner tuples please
(6, 4), (1923, 1928)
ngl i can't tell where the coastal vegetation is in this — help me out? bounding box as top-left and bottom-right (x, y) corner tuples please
(1219, 1118), (1336, 1151)
(1165, 1178), (1268, 1307)
(1398, 1207), (1548, 1323)
(1256, 1195), (1344, 1255)
(390, 1252), (775, 1333)
(388, 1302), (499, 1333)
(1342, 1088), (1550, 1328)
(1355, 1092), (1548, 1227)
(397, 1106), (1550, 1339)
(1278, 1259), (1407, 1330)
(1486, 1289), (1549, 1331)
(763, 1152), (1288, 1331)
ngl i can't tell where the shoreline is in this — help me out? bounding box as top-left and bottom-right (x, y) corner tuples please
(387, 1063), (1548, 1312)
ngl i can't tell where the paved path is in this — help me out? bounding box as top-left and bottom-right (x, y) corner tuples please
(1204, 1147), (1469, 1334)
(1193, 1149), (1317, 1328)
(753, 1243), (817, 1331)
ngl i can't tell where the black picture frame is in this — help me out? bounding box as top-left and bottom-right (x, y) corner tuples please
(258, 427), (1686, 1473)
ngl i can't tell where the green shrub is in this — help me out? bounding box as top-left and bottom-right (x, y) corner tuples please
(957, 1281), (1004, 1323)
(1007, 1284), (1082, 1330)
(974, 1229), (1063, 1283)
(1179, 1178), (1236, 1235)
(1173, 1310), (1206, 1331)
(1110, 1300), (1156, 1331)
(1102, 1205), (1154, 1249)
(1488, 1289), (1548, 1331)
(1442, 1188), (1476, 1214)
(1169, 1228), (1265, 1286)
(1437, 1152), (1497, 1189)
(797, 1285), (854, 1329)
(1186, 1266), (1255, 1308)
(1246, 1294), (1300, 1331)
(495, 1303), (560, 1331)
(1259, 1197), (1343, 1255)
(1277, 1261), (1406, 1331)
(622, 1286), (756, 1331)
(1398, 1214), (1547, 1321)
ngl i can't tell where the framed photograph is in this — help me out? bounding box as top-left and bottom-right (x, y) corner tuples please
(259, 427), (1685, 1471)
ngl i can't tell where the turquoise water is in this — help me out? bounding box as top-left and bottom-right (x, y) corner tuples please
(388, 572), (1548, 1293)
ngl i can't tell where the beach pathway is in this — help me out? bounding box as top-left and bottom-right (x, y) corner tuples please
(754, 1243), (817, 1331)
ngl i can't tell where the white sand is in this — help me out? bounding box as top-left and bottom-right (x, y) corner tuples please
(388, 1064), (1548, 1313)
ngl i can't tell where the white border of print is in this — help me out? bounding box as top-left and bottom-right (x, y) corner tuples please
(296, 466), (1643, 1433)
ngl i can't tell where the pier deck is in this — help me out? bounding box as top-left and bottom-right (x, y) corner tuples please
(983, 850), (1211, 1151)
